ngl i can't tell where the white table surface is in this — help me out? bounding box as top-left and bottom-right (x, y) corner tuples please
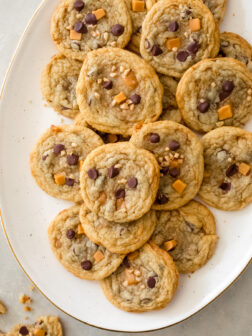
(0, 0), (251, 334)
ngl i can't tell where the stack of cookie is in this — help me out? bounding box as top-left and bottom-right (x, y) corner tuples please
(30, 0), (252, 312)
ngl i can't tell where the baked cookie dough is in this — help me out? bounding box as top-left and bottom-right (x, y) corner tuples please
(30, 125), (103, 202)
(41, 54), (82, 119)
(79, 203), (157, 254)
(202, 0), (226, 23)
(130, 121), (204, 210)
(76, 47), (163, 136)
(100, 242), (178, 312)
(219, 32), (252, 73)
(48, 205), (124, 280)
(140, 0), (220, 77)
(199, 127), (252, 210)
(151, 200), (218, 273)
(51, 0), (132, 61)
(177, 58), (252, 132)
(80, 142), (160, 222)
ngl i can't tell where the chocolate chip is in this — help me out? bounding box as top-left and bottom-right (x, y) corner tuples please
(157, 194), (169, 204)
(67, 154), (79, 165)
(108, 165), (119, 178)
(169, 167), (180, 178)
(19, 326), (29, 335)
(123, 257), (130, 268)
(85, 13), (97, 25)
(149, 133), (160, 143)
(147, 276), (156, 288)
(74, 0), (84, 11)
(169, 21), (179, 32)
(103, 80), (113, 90)
(66, 229), (75, 239)
(177, 51), (189, 62)
(187, 41), (200, 54)
(151, 45), (163, 56)
(197, 101), (210, 113)
(130, 94), (141, 105)
(160, 167), (169, 175)
(88, 168), (98, 180)
(219, 182), (231, 192)
(185, 9), (192, 15)
(136, 26), (142, 33)
(53, 144), (65, 154)
(111, 24), (124, 36)
(81, 260), (92, 270)
(169, 140), (180, 151)
(61, 105), (70, 110)
(42, 154), (48, 160)
(145, 39), (151, 50)
(219, 91), (230, 101)
(222, 80), (234, 93)
(128, 177), (138, 188)
(115, 188), (125, 199)
(226, 164), (238, 177)
(65, 178), (75, 186)
(74, 21), (87, 34)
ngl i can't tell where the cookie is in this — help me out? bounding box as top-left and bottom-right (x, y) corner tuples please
(151, 200), (218, 273)
(30, 125), (103, 202)
(76, 47), (163, 136)
(140, 0), (220, 77)
(177, 58), (252, 132)
(219, 32), (252, 73)
(8, 316), (62, 336)
(199, 127), (252, 210)
(41, 54), (82, 119)
(202, 0), (226, 23)
(48, 205), (124, 280)
(80, 142), (160, 222)
(130, 121), (204, 210)
(50, 0), (132, 61)
(79, 203), (157, 254)
(100, 242), (178, 312)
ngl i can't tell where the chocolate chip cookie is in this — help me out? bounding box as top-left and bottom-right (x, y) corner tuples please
(80, 142), (160, 222)
(140, 0), (220, 77)
(130, 121), (204, 210)
(79, 203), (157, 254)
(202, 0), (226, 23)
(76, 47), (163, 136)
(41, 54), (82, 119)
(177, 58), (252, 132)
(100, 242), (178, 312)
(199, 127), (252, 210)
(51, 0), (132, 60)
(151, 200), (218, 273)
(30, 125), (103, 202)
(219, 32), (252, 72)
(48, 205), (124, 280)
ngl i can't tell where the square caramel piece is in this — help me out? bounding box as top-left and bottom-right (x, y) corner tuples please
(92, 8), (106, 20)
(189, 18), (201, 32)
(125, 269), (138, 285)
(114, 92), (127, 104)
(166, 38), (181, 50)
(70, 29), (82, 41)
(239, 163), (251, 176)
(132, 0), (145, 12)
(163, 240), (177, 251)
(94, 250), (105, 262)
(218, 105), (233, 120)
(77, 224), (84, 234)
(54, 173), (66, 185)
(172, 179), (186, 193)
(123, 71), (138, 89)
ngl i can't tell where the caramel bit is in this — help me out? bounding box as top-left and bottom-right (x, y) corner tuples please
(163, 240), (177, 251)
(98, 192), (107, 205)
(125, 269), (138, 285)
(132, 0), (145, 12)
(0, 300), (7, 314)
(54, 173), (66, 185)
(172, 179), (186, 193)
(189, 18), (201, 32)
(70, 29), (82, 40)
(239, 163), (251, 176)
(79, 159), (85, 170)
(50, 125), (61, 132)
(77, 224), (85, 234)
(116, 198), (126, 210)
(24, 306), (31, 312)
(218, 105), (232, 120)
(94, 250), (105, 262)
(19, 294), (32, 304)
(34, 329), (46, 336)
(128, 250), (139, 260)
(166, 38), (181, 51)
(92, 8), (106, 20)
(123, 70), (138, 89)
(107, 134), (118, 143)
(134, 122), (143, 132)
(169, 159), (182, 168)
(114, 92), (127, 104)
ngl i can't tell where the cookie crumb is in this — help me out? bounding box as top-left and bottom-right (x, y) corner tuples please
(0, 300), (7, 314)
(19, 294), (32, 305)
(24, 306), (32, 312)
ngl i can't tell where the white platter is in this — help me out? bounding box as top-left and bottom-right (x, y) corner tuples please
(0, 0), (251, 332)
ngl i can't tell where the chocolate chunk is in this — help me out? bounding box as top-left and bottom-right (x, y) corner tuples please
(115, 188), (125, 199)
(123, 257), (130, 268)
(42, 154), (48, 161)
(219, 182), (231, 192)
(103, 80), (113, 90)
(219, 91), (230, 101)
(222, 80), (234, 93)
(169, 140), (180, 151)
(177, 51), (189, 62)
(108, 165), (119, 178)
(151, 45), (163, 56)
(187, 41), (200, 54)
(53, 143), (65, 155)
(197, 101), (210, 113)
(88, 168), (98, 180)
(169, 167), (180, 178)
(67, 154), (79, 165)
(111, 24), (124, 36)
(136, 26), (142, 33)
(169, 21), (179, 32)
(19, 327), (29, 335)
(147, 276), (156, 288)
(128, 177), (138, 188)
(145, 39), (151, 50)
(65, 178), (75, 186)
(157, 194), (169, 204)
(130, 94), (141, 105)
(149, 133), (160, 143)
(226, 163), (238, 177)
(81, 260), (92, 270)
(85, 13), (97, 25)
(74, 21), (87, 34)
(74, 0), (84, 11)
(66, 229), (75, 239)
(160, 167), (169, 175)
(185, 9), (192, 15)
